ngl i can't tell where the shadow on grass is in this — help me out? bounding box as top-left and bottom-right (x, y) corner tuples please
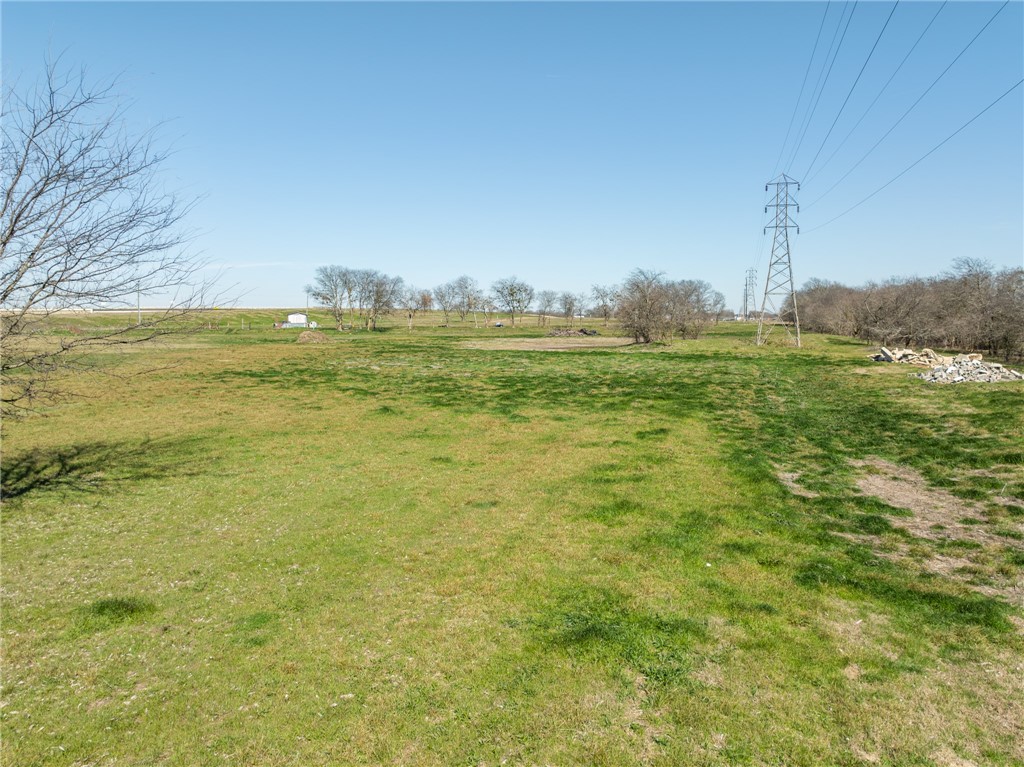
(528, 585), (706, 687)
(71, 596), (157, 636)
(794, 555), (1013, 632)
(1, 436), (207, 502)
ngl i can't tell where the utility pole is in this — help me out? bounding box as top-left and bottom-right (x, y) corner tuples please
(756, 174), (801, 347)
(742, 268), (757, 320)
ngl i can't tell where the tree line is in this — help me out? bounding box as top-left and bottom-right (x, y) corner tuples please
(307, 266), (728, 340)
(796, 259), (1024, 361)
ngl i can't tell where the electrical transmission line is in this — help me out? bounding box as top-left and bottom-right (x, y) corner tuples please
(804, 0), (1010, 210)
(803, 77), (1023, 234)
(801, 0), (900, 181)
(804, 0), (948, 186)
(757, 175), (802, 347)
(785, 0), (859, 173)
(772, 1), (832, 179)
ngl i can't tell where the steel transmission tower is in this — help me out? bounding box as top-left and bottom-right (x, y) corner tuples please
(742, 268), (757, 320)
(756, 174), (801, 346)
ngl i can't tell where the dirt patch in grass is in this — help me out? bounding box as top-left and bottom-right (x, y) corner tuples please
(839, 532), (1024, 606)
(841, 458), (1024, 605)
(462, 337), (633, 352)
(775, 467), (819, 498)
(851, 457), (1011, 546)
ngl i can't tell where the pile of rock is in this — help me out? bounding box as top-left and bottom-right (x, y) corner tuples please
(869, 347), (951, 365)
(548, 327), (600, 337)
(869, 346), (1023, 383)
(918, 357), (1023, 384)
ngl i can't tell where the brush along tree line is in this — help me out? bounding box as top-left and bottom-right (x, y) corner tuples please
(795, 259), (1024, 362)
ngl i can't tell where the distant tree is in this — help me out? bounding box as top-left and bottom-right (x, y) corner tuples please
(591, 284), (619, 326)
(558, 292), (578, 327)
(416, 289), (434, 314)
(362, 271), (403, 330)
(480, 296), (498, 326)
(797, 278), (860, 337)
(617, 269), (670, 343)
(491, 276), (534, 327)
(309, 265), (352, 328)
(535, 290), (557, 326)
(667, 279), (718, 339)
(399, 286), (424, 331)
(453, 275), (482, 326)
(353, 269), (377, 324)
(1, 63), (214, 418)
(433, 281), (457, 327)
(709, 290), (727, 325)
(339, 269), (358, 325)
(575, 292), (589, 326)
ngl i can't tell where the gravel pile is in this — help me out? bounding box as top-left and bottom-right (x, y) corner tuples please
(917, 357), (1023, 384)
(870, 345), (1022, 383)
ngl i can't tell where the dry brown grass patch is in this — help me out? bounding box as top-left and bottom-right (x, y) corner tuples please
(775, 467), (819, 498)
(843, 458), (1024, 605)
(850, 457), (1009, 545)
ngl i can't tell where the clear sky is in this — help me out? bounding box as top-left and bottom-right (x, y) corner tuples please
(3, 1), (1022, 309)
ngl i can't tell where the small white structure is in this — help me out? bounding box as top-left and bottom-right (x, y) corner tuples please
(278, 311), (309, 329)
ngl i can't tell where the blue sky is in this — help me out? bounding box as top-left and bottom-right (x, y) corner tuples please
(3, 1), (1022, 309)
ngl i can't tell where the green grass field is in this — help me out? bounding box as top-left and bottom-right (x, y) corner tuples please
(2, 313), (1022, 766)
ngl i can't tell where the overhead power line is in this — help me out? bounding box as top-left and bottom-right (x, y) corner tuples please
(772, 1), (833, 179)
(804, 1), (948, 186)
(752, 186), (772, 277)
(801, 0), (900, 181)
(804, 77), (1023, 234)
(785, 1), (859, 172)
(804, 0), (1010, 210)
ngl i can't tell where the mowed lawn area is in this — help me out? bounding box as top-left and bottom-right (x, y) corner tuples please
(3, 316), (1022, 766)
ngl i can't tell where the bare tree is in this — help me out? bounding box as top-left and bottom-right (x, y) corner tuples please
(480, 296), (497, 326)
(399, 286), (424, 331)
(591, 284), (618, 327)
(575, 292), (589, 327)
(352, 269), (377, 325)
(433, 281), (457, 327)
(362, 271), (403, 330)
(667, 279), (718, 339)
(338, 268), (358, 327)
(1, 64), (214, 418)
(535, 290), (557, 326)
(558, 292), (577, 327)
(491, 276), (534, 327)
(416, 289), (434, 314)
(452, 275), (481, 325)
(309, 265), (353, 328)
(617, 269), (670, 343)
